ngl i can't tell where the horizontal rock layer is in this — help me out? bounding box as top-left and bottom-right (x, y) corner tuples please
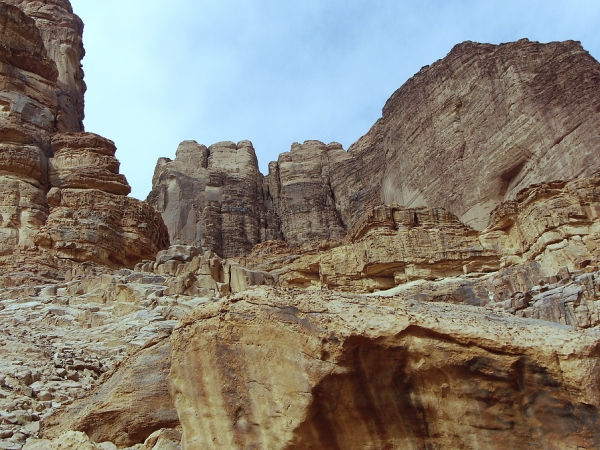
(3, 0), (86, 132)
(0, 2), (169, 272)
(147, 140), (272, 258)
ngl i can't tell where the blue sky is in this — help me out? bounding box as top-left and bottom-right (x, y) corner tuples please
(68, 0), (600, 200)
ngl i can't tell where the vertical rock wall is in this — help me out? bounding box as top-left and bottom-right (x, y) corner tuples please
(0, 0), (169, 270)
(150, 39), (600, 257)
(147, 140), (271, 258)
(3, 0), (86, 132)
(264, 140), (346, 243)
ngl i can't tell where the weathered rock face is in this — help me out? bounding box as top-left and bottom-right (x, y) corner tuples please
(264, 140), (347, 243)
(3, 0), (86, 132)
(169, 287), (600, 450)
(486, 175), (600, 274)
(152, 40), (600, 255)
(147, 140), (271, 258)
(0, 1), (169, 271)
(43, 339), (179, 447)
(0, 2), (56, 254)
(261, 205), (500, 292)
(34, 187), (169, 268)
(345, 39), (600, 230)
(49, 132), (130, 195)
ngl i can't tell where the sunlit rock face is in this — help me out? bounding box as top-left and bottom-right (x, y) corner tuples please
(0, 0), (169, 271)
(169, 287), (600, 450)
(0, 2), (57, 252)
(343, 39), (600, 230)
(264, 140), (347, 244)
(147, 140), (273, 258)
(4, 3), (600, 447)
(3, 0), (86, 132)
(151, 39), (600, 257)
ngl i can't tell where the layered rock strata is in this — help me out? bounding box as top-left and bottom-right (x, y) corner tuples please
(150, 39), (600, 257)
(0, 1), (169, 271)
(147, 140), (273, 258)
(264, 140), (347, 243)
(344, 39), (600, 230)
(269, 205), (501, 291)
(3, 0), (86, 132)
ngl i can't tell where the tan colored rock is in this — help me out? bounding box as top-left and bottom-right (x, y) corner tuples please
(142, 428), (181, 450)
(336, 39), (600, 231)
(169, 286), (600, 450)
(150, 40), (600, 254)
(486, 174), (600, 274)
(23, 431), (102, 449)
(49, 132), (131, 195)
(0, 0), (169, 272)
(0, 1), (58, 153)
(43, 339), (179, 447)
(254, 205), (500, 292)
(34, 188), (169, 268)
(4, 0), (86, 132)
(264, 140), (346, 244)
(148, 140), (270, 257)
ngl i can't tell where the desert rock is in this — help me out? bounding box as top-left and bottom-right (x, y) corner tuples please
(147, 140), (269, 258)
(264, 140), (346, 244)
(43, 339), (179, 447)
(347, 39), (600, 230)
(0, 0), (168, 272)
(169, 286), (600, 449)
(3, 0), (86, 132)
(152, 40), (600, 256)
(49, 133), (130, 195)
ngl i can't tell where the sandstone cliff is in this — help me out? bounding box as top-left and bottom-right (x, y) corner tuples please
(0, 0), (169, 273)
(150, 39), (600, 257)
(349, 39), (600, 230)
(168, 287), (600, 450)
(2, 0), (86, 132)
(147, 140), (275, 258)
(4, 2), (600, 448)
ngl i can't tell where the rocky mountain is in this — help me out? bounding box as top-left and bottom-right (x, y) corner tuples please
(2, 1), (600, 449)
(149, 39), (600, 254)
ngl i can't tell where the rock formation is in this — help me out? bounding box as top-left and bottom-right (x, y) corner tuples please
(4, 2), (600, 448)
(169, 286), (600, 450)
(150, 39), (600, 257)
(349, 39), (600, 230)
(0, 0), (169, 273)
(264, 140), (347, 244)
(147, 140), (272, 258)
(2, 0), (86, 132)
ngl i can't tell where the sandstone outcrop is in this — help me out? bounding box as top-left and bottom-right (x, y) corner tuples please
(264, 140), (347, 243)
(147, 140), (272, 258)
(5, 3), (600, 447)
(343, 39), (600, 230)
(3, 0), (86, 132)
(260, 205), (500, 292)
(0, 0), (169, 272)
(151, 39), (600, 255)
(43, 339), (179, 447)
(169, 286), (600, 449)
(49, 133), (130, 195)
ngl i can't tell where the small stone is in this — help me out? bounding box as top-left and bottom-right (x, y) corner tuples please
(37, 390), (53, 401)
(66, 371), (79, 382)
(23, 421), (40, 434)
(12, 432), (26, 441)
